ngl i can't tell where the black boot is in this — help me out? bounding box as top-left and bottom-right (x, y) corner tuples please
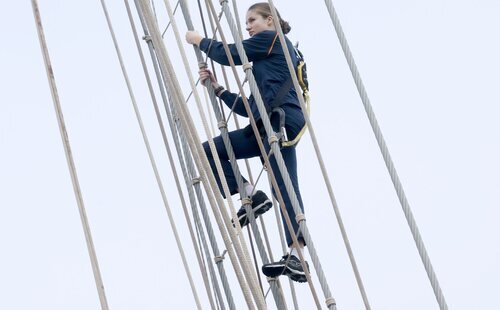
(262, 254), (309, 283)
(235, 190), (273, 227)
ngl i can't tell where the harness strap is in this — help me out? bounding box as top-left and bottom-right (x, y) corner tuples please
(268, 76), (293, 113)
(263, 32), (309, 148)
(267, 32), (279, 56)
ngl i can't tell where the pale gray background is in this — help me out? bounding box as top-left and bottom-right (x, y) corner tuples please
(1, 0), (498, 309)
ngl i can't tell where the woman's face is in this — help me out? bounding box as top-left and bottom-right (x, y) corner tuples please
(245, 10), (274, 37)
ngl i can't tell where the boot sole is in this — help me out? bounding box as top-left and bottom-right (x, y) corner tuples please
(262, 262), (308, 283)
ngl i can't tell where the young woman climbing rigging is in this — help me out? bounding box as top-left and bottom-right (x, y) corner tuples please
(186, 2), (308, 283)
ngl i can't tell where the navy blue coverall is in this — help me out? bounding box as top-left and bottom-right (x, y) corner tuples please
(199, 30), (305, 246)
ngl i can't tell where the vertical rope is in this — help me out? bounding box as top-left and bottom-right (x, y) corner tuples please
(321, 1), (448, 309)
(230, 0), (244, 39)
(135, 1), (263, 308)
(199, 0), (256, 187)
(268, 176), (300, 310)
(204, 1), (324, 308)
(30, 2), (109, 309)
(123, 1), (219, 308)
(201, 11), (277, 299)
(215, 1), (336, 308)
(170, 0), (289, 305)
(99, 0), (202, 308)
(161, 1), (270, 307)
(266, 0), (372, 308)
(133, 2), (236, 308)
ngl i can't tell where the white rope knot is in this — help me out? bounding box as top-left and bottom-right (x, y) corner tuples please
(198, 61), (207, 69)
(142, 35), (152, 42)
(268, 135), (279, 145)
(219, 0), (228, 5)
(296, 213), (306, 223)
(192, 177), (201, 185)
(218, 120), (227, 129)
(325, 297), (336, 307)
(266, 277), (277, 283)
(241, 197), (252, 205)
(214, 250), (228, 264)
(242, 63), (252, 72)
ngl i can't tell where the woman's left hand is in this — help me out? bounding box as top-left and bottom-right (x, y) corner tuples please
(199, 69), (219, 89)
(186, 31), (203, 46)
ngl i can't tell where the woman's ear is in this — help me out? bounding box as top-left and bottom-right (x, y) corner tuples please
(267, 15), (273, 27)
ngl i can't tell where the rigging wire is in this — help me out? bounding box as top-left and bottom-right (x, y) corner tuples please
(320, 0), (448, 308)
(124, 0), (221, 308)
(31, 1), (109, 309)
(99, 0), (202, 308)
(164, 1), (270, 305)
(205, 0), (326, 308)
(133, 1), (238, 308)
(135, 1), (265, 307)
(267, 0), (373, 308)
(161, 0), (180, 37)
(177, 0), (292, 307)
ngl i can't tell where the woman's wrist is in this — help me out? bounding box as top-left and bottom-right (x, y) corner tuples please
(195, 36), (203, 46)
(214, 85), (225, 97)
(186, 31), (203, 46)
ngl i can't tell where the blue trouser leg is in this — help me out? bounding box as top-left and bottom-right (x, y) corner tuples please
(264, 140), (305, 247)
(268, 106), (306, 246)
(203, 126), (260, 197)
(203, 106), (306, 247)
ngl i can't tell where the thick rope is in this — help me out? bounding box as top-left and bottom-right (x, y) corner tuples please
(174, 106), (229, 310)
(173, 1), (289, 306)
(209, 0), (321, 302)
(199, 0), (255, 189)
(203, 87), (217, 137)
(169, 73), (233, 310)
(123, 1), (219, 308)
(99, 0), (202, 308)
(268, 176), (300, 310)
(135, 1), (264, 308)
(161, 1), (269, 307)
(173, 1), (289, 307)
(206, 1), (325, 308)
(196, 0), (227, 120)
(266, 1), (371, 308)
(170, 87), (228, 310)
(135, 4), (242, 310)
(230, 0), (244, 39)
(30, 2), (109, 309)
(165, 3), (262, 301)
(321, 1), (448, 309)
(133, 3), (239, 309)
(199, 8), (282, 302)
(214, 1), (338, 308)
(137, 9), (231, 310)
(171, 1), (286, 309)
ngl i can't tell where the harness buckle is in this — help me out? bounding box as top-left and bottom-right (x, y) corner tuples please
(269, 107), (288, 147)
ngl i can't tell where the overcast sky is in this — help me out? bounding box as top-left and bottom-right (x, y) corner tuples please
(1, 1), (499, 309)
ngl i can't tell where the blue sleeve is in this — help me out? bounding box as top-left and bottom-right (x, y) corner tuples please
(199, 31), (276, 66)
(219, 91), (248, 117)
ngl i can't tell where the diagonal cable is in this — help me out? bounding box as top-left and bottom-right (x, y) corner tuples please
(31, 1), (109, 309)
(321, 0), (447, 308)
(99, 0), (202, 307)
